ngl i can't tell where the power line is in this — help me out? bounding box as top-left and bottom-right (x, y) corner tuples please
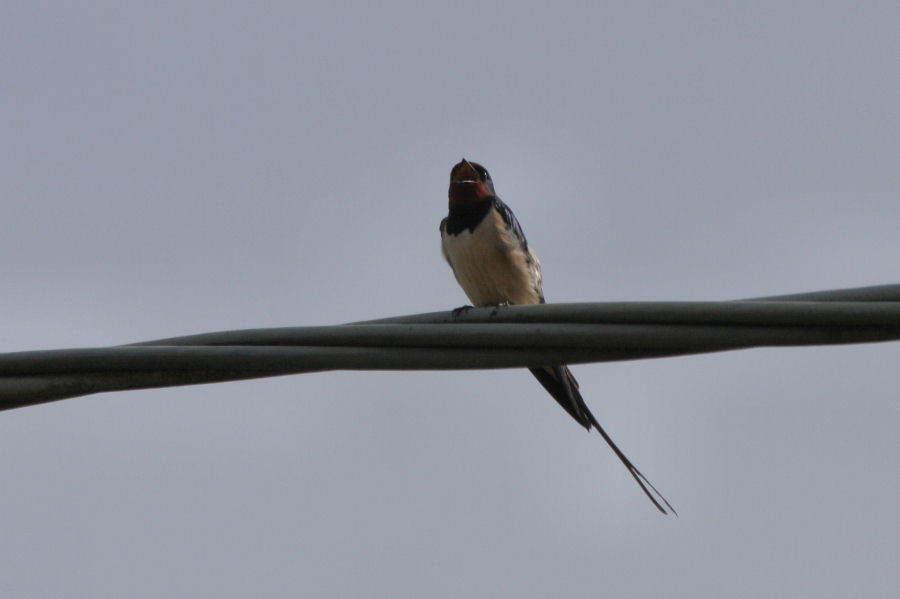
(3, 283), (900, 411)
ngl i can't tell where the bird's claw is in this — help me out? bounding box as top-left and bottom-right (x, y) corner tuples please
(451, 305), (474, 318)
(452, 302), (508, 319)
(483, 301), (508, 317)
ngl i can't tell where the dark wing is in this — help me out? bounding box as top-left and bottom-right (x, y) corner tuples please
(493, 197), (545, 303)
(492, 197), (530, 253)
(529, 366), (591, 428)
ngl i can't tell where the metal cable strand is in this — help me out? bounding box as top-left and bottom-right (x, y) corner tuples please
(3, 283), (900, 410)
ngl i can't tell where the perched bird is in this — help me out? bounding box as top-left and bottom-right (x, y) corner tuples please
(440, 158), (674, 515)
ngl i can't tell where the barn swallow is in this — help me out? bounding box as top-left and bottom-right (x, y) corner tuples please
(440, 158), (674, 515)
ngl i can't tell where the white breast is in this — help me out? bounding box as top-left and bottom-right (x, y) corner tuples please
(441, 210), (543, 306)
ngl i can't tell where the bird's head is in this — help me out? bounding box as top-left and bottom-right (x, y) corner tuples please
(449, 158), (495, 204)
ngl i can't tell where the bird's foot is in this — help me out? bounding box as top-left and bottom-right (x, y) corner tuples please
(484, 301), (509, 317)
(451, 305), (474, 318)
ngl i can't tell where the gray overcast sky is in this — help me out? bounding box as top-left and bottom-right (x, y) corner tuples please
(2, 2), (899, 597)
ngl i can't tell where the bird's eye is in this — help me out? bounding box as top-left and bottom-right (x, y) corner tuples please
(478, 167), (491, 181)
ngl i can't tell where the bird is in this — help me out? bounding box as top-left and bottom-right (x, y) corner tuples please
(439, 158), (674, 515)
